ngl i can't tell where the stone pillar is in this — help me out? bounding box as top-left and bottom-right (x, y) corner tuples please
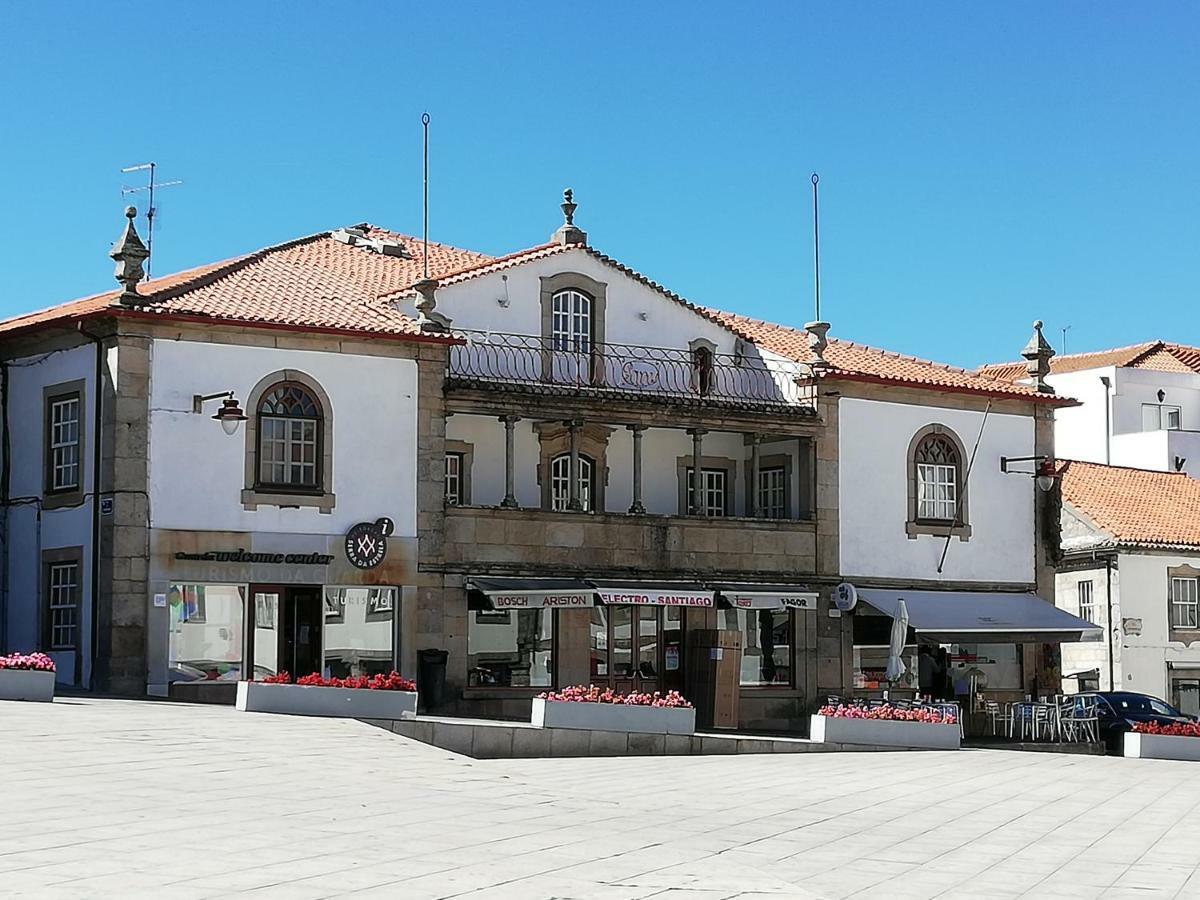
(748, 433), (762, 518)
(567, 419), (584, 511)
(499, 415), (520, 508)
(628, 425), (646, 514)
(688, 428), (706, 515)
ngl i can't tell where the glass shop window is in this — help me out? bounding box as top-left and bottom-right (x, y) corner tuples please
(467, 607), (554, 688)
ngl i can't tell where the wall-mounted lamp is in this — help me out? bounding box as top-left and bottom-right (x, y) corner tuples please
(193, 391), (248, 435)
(1000, 455), (1057, 492)
(637, 312), (648, 321)
(1158, 389), (1167, 403)
(496, 274), (511, 308)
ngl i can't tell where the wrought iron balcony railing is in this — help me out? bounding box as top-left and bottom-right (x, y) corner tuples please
(446, 330), (817, 412)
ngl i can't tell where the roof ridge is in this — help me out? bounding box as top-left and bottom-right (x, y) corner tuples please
(1057, 458), (1191, 477)
(977, 340), (1160, 372)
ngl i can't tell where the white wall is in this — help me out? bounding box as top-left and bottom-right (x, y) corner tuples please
(1046, 368), (1115, 464)
(1116, 551), (1200, 701)
(838, 398), (1036, 584)
(3, 342), (98, 685)
(149, 341), (419, 537)
(1111, 368), (1200, 437)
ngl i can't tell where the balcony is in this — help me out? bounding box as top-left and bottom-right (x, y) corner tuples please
(446, 331), (818, 415)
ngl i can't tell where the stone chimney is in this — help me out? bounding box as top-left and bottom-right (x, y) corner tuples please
(413, 278), (452, 333)
(1021, 319), (1056, 392)
(109, 206), (149, 306)
(550, 189), (587, 246)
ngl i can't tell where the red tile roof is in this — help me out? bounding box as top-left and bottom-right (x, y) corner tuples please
(704, 310), (1072, 404)
(978, 341), (1200, 382)
(1058, 459), (1200, 550)
(0, 226), (491, 341)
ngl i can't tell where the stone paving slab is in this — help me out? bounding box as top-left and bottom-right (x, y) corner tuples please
(3, 698), (1200, 898)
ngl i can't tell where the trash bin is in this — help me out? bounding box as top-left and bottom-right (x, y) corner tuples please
(418, 648), (449, 711)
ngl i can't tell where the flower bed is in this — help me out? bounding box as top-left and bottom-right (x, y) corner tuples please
(236, 670), (418, 719)
(0, 652), (56, 702)
(1124, 722), (1200, 760)
(810, 704), (960, 750)
(531, 686), (695, 735)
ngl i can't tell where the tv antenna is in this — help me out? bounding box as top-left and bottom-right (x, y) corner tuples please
(421, 112), (430, 279)
(1061, 324), (1071, 356)
(120, 162), (183, 279)
(811, 173), (821, 322)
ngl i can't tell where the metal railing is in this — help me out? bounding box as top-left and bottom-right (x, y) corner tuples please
(446, 330), (817, 411)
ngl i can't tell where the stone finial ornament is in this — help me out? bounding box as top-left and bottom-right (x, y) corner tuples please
(413, 277), (452, 333)
(110, 206), (150, 306)
(805, 320), (831, 367)
(551, 188), (587, 246)
(1021, 319), (1056, 392)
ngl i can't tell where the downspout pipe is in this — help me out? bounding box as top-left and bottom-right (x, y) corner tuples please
(0, 360), (9, 652)
(1099, 375), (1112, 465)
(1105, 554), (1116, 691)
(78, 323), (104, 691)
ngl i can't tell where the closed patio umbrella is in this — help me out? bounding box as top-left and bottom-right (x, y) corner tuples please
(885, 599), (910, 683)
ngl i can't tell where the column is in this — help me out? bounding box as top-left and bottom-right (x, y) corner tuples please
(499, 415), (520, 508)
(567, 419), (584, 511)
(688, 428), (706, 515)
(628, 425), (647, 514)
(748, 433), (763, 518)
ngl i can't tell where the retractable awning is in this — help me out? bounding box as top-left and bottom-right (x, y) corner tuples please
(856, 588), (1102, 644)
(592, 581), (714, 607)
(466, 577), (598, 610)
(715, 584), (819, 611)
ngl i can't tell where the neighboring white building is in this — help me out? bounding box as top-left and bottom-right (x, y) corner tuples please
(1056, 459), (1200, 712)
(980, 342), (1200, 477)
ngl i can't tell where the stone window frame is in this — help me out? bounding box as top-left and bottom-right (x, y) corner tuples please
(676, 454), (737, 517)
(539, 272), (608, 385)
(444, 439), (474, 506)
(43, 379), (86, 510)
(42, 545), (83, 652)
(743, 452), (794, 520)
(534, 422), (613, 512)
(1168, 564), (1200, 640)
(242, 369), (336, 513)
(906, 423), (972, 541)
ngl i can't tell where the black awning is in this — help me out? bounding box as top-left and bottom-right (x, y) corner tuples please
(465, 577), (598, 610)
(714, 584), (819, 611)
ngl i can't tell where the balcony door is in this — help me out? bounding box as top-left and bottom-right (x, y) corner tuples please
(549, 288), (595, 385)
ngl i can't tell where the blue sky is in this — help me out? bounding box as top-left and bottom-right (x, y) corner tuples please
(1, 2), (1197, 367)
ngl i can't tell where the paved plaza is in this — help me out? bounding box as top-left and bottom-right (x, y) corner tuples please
(4, 700), (1200, 898)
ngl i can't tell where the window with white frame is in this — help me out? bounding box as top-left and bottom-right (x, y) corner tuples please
(757, 466), (787, 519)
(1171, 576), (1199, 629)
(257, 383), (322, 490)
(1078, 579), (1096, 624)
(550, 453), (593, 512)
(551, 289), (592, 353)
(47, 393), (81, 493)
(445, 452), (464, 506)
(46, 561), (79, 650)
(914, 434), (960, 522)
(686, 467), (728, 517)
(1143, 403), (1183, 432)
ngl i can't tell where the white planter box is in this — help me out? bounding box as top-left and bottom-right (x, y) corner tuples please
(810, 714), (960, 750)
(236, 681), (417, 719)
(1124, 731), (1200, 761)
(531, 698), (695, 735)
(0, 669), (55, 702)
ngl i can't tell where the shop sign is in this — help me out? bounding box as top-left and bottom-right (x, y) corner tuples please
(730, 593), (816, 610)
(490, 592), (594, 609)
(345, 518), (394, 570)
(598, 590), (712, 607)
(174, 549), (335, 565)
(834, 582), (858, 612)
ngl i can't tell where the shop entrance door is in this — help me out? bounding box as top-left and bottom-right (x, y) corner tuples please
(250, 584), (323, 679)
(590, 606), (685, 695)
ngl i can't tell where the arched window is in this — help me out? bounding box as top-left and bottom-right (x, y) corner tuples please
(914, 434), (960, 522)
(907, 425), (971, 540)
(257, 382), (323, 491)
(551, 289), (592, 353)
(550, 453), (593, 512)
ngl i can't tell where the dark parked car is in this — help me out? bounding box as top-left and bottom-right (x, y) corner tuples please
(1075, 691), (1195, 753)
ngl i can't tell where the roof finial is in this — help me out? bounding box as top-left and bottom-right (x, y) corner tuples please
(1021, 319), (1056, 392)
(551, 187), (587, 246)
(413, 277), (452, 333)
(109, 206), (149, 306)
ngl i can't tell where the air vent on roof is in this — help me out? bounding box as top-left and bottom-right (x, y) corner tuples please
(331, 227), (409, 258)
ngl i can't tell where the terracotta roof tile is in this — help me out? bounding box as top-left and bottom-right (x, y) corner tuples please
(1058, 459), (1200, 550)
(0, 226), (492, 340)
(979, 341), (1200, 382)
(703, 310), (1070, 404)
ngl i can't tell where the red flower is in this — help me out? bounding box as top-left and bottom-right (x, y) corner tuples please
(273, 671), (416, 691)
(537, 685), (693, 708)
(0, 652), (56, 672)
(1132, 721), (1200, 737)
(818, 703), (956, 725)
